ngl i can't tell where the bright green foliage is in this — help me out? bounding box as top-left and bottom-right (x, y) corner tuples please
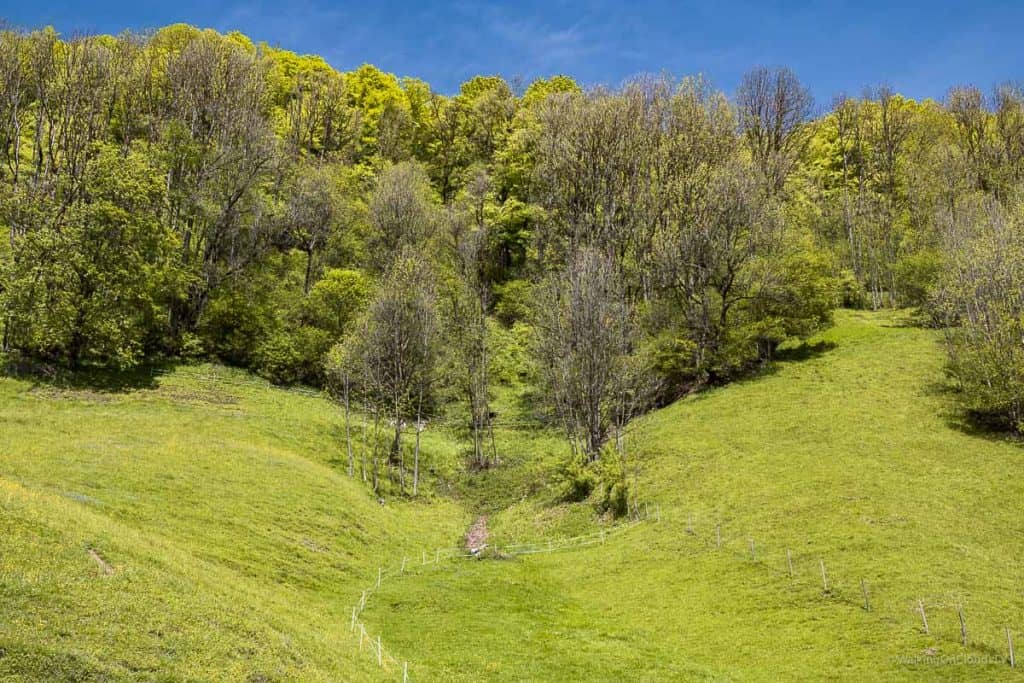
(485, 198), (538, 279)
(255, 324), (333, 386)
(492, 279), (533, 327)
(521, 74), (581, 109)
(305, 268), (372, 337)
(744, 230), (840, 352)
(344, 64), (411, 162)
(1, 144), (177, 367)
(457, 76), (516, 163)
(0, 21), (1014, 442)
(198, 271), (278, 367)
(266, 48), (349, 157)
(798, 93), (957, 309)
(934, 196), (1024, 430)
(147, 22), (202, 53)
(488, 319), (533, 384)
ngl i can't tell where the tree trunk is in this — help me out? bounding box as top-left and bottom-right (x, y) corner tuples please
(392, 420), (402, 460)
(371, 411), (380, 492)
(399, 442), (405, 493)
(413, 427), (421, 496)
(472, 418), (482, 467)
(303, 246), (315, 294)
(488, 417), (498, 467)
(413, 390), (423, 496)
(360, 412), (368, 483)
(343, 374), (353, 477)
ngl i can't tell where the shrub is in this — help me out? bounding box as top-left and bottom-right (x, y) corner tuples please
(554, 454), (596, 503)
(493, 279), (533, 326)
(489, 321), (533, 385)
(933, 197), (1024, 432)
(305, 269), (372, 336)
(894, 249), (943, 307)
(837, 269), (869, 309)
(199, 285), (273, 368)
(593, 449), (631, 518)
(255, 326), (331, 385)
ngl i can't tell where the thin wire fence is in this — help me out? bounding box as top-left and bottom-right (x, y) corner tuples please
(668, 508), (1019, 669)
(352, 504), (1019, 679)
(349, 505), (654, 680)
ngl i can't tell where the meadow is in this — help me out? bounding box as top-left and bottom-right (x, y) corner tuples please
(3, 309), (1023, 680)
(0, 365), (467, 680)
(366, 310), (1024, 680)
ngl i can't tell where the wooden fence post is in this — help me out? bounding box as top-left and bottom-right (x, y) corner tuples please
(819, 559), (829, 592)
(786, 549), (793, 577)
(918, 600), (929, 635)
(377, 566), (382, 588)
(404, 661), (409, 682)
(1008, 627), (1015, 667)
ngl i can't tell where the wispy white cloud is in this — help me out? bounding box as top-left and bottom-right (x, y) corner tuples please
(20, 0), (1017, 100)
(447, 2), (597, 80)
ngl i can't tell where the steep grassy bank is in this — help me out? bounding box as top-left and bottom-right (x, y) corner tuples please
(0, 365), (467, 681)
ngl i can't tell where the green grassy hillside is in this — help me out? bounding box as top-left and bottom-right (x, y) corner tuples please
(365, 310), (1024, 680)
(0, 365), (467, 681)
(4, 310), (1023, 681)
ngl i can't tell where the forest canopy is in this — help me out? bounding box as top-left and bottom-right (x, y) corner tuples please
(1, 22), (1023, 476)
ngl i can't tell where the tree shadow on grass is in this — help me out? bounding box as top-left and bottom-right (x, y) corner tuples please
(920, 377), (1024, 447)
(657, 339), (838, 410)
(508, 384), (553, 428)
(2, 353), (173, 394)
(881, 309), (932, 328)
(941, 408), (1024, 447)
(772, 339), (837, 363)
(731, 339), (838, 382)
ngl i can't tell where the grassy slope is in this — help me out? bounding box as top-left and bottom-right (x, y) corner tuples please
(4, 310), (1023, 681)
(367, 310), (1024, 680)
(0, 365), (468, 681)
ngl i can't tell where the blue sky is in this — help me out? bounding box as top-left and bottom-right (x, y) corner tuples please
(2, 1), (1021, 103)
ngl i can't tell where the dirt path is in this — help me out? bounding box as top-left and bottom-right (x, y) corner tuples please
(465, 516), (489, 553)
(88, 548), (114, 576)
